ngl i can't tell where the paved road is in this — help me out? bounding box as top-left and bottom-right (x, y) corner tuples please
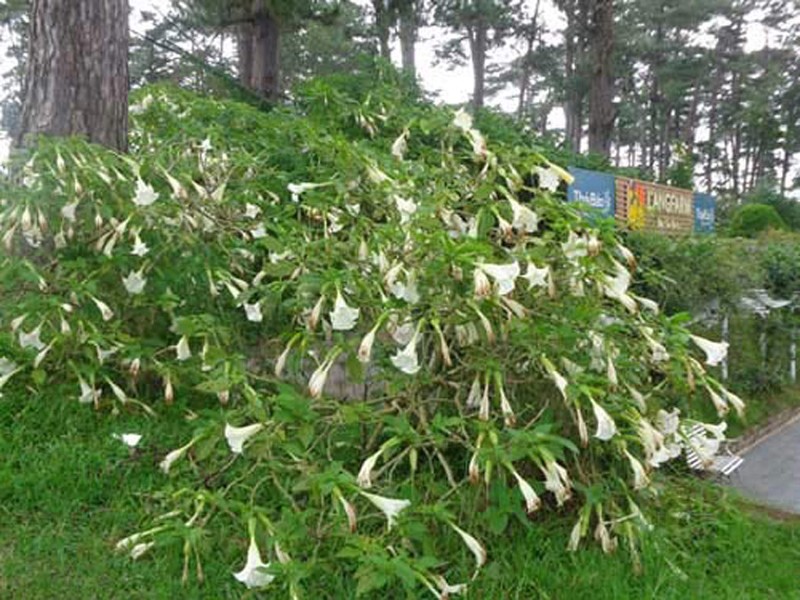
(732, 416), (800, 513)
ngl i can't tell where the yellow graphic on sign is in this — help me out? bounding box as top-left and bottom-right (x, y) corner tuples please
(626, 182), (646, 230)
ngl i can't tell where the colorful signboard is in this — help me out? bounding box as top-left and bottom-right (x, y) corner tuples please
(693, 193), (716, 233)
(615, 177), (695, 234)
(565, 167), (714, 234)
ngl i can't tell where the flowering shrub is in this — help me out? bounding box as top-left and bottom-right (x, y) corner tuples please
(0, 72), (744, 596)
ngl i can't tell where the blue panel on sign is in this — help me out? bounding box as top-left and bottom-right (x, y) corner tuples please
(567, 167), (616, 219)
(693, 193), (716, 233)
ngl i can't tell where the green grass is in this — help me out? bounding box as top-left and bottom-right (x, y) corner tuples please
(2, 391), (799, 599)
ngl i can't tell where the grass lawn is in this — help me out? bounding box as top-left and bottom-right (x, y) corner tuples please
(2, 391), (799, 599)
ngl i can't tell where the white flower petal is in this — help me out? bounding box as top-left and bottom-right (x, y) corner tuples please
(361, 492), (411, 530)
(233, 537), (274, 589)
(330, 291), (360, 331)
(224, 423), (264, 454)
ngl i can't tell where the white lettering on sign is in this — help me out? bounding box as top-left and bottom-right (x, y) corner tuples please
(573, 189), (612, 210)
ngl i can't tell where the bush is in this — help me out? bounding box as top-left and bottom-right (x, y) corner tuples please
(728, 204), (786, 238)
(0, 72), (744, 596)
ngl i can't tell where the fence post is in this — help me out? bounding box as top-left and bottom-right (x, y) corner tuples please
(721, 312), (729, 381)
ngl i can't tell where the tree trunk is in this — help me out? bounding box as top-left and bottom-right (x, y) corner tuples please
(237, 21), (254, 87)
(372, 0), (392, 60)
(16, 0), (129, 152)
(587, 0), (614, 157)
(249, 0), (280, 100)
(468, 20), (487, 110)
(516, 0), (541, 121)
(398, 1), (417, 77)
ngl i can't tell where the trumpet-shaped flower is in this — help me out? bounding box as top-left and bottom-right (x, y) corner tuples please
(122, 270), (147, 295)
(244, 301), (263, 323)
(176, 336), (191, 361)
(91, 296), (114, 321)
(330, 291), (360, 331)
(159, 439), (196, 474)
(496, 376), (515, 427)
(394, 195), (417, 224)
(542, 459), (572, 506)
(452, 108), (473, 131)
(361, 492), (411, 530)
(508, 197), (538, 233)
(707, 386), (729, 417)
(130, 542), (155, 560)
(450, 523), (487, 570)
(307, 295), (325, 331)
(391, 130), (408, 160)
(477, 261), (520, 296)
(308, 350), (341, 399)
(656, 408), (680, 436)
(133, 179), (159, 207)
(391, 332), (420, 375)
(287, 181), (326, 202)
(510, 467), (540, 514)
(722, 388), (745, 418)
(357, 447), (384, 489)
(590, 398), (617, 441)
(78, 377), (97, 404)
(624, 449), (650, 490)
(690, 335), (729, 367)
(602, 261), (637, 313)
(19, 324), (45, 351)
(541, 356), (569, 401)
(337, 493), (358, 532)
(562, 231), (588, 262)
(357, 324), (380, 364)
(534, 166), (561, 192)
(131, 232), (149, 256)
(113, 433), (142, 448)
(225, 423), (264, 454)
(594, 519), (618, 554)
(233, 537), (274, 589)
(522, 262), (549, 289)
(473, 268), (491, 299)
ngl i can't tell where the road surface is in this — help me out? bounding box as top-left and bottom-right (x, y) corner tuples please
(732, 415), (800, 513)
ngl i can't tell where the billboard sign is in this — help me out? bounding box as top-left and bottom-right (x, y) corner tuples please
(615, 178), (694, 234)
(567, 167), (616, 219)
(693, 193), (716, 233)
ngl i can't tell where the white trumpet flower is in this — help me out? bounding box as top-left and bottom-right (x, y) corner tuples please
(391, 331), (420, 375)
(356, 445), (386, 489)
(361, 492), (411, 531)
(450, 523), (487, 570)
(394, 195), (417, 225)
(244, 301), (263, 323)
(357, 323), (380, 364)
(330, 290), (360, 331)
(133, 179), (159, 207)
(131, 232), (149, 256)
(225, 423), (264, 454)
(19, 324), (45, 350)
(122, 270), (147, 295)
(690, 335), (729, 367)
(175, 336), (191, 361)
(591, 398), (617, 441)
(522, 262), (549, 289)
(473, 268), (491, 299)
(477, 261), (520, 296)
(91, 296), (114, 321)
(233, 537), (274, 589)
(308, 352), (339, 398)
(159, 439), (196, 474)
(510, 467), (540, 514)
(624, 449), (650, 490)
(507, 197), (538, 233)
(113, 433), (142, 448)
(542, 459), (572, 506)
